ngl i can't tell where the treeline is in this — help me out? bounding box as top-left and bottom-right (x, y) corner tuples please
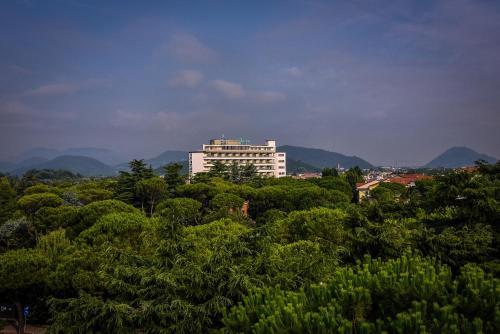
(0, 160), (499, 333)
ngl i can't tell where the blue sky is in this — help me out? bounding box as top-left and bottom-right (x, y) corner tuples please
(1, 0), (499, 165)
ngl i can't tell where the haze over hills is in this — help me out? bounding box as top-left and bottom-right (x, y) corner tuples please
(15, 147), (126, 165)
(425, 147), (498, 168)
(278, 145), (373, 169)
(115, 150), (189, 171)
(2, 145), (498, 177)
(11, 155), (116, 177)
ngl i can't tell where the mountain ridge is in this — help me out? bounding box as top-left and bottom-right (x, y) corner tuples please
(278, 145), (373, 169)
(424, 146), (498, 168)
(11, 155), (116, 176)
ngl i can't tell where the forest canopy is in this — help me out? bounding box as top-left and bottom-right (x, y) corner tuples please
(0, 160), (499, 333)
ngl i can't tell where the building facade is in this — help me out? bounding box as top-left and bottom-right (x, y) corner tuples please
(189, 138), (286, 179)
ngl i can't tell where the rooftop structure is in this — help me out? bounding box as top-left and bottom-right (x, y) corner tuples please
(189, 138), (286, 179)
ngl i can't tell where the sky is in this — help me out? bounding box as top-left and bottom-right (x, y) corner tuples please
(1, 0), (499, 166)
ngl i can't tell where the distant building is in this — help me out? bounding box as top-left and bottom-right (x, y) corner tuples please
(189, 138), (286, 179)
(356, 180), (381, 202)
(385, 173), (432, 187)
(293, 172), (322, 179)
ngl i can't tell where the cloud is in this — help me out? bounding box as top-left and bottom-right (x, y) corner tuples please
(169, 32), (217, 63)
(210, 79), (286, 102)
(111, 109), (182, 129)
(253, 91), (286, 103)
(8, 64), (32, 75)
(168, 69), (203, 87)
(23, 83), (80, 96)
(211, 79), (245, 98)
(285, 66), (302, 77)
(22, 79), (110, 97)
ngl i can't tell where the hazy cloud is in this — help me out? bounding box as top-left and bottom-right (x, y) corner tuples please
(23, 83), (80, 96)
(168, 69), (203, 87)
(285, 67), (302, 77)
(211, 79), (245, 99)
(1, 0), (499, 164)
(22, 79), (110, 97)
(169, 32), (217, 63)
(253, 91), (286, 103)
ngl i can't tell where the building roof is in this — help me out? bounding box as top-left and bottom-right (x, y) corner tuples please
(356, 180), (380, 190)
(385, 173), (432, 186)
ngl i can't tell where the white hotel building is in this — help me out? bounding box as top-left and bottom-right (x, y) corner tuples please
(189, 138), (286, 179)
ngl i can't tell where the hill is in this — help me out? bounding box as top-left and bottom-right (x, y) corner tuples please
(12, 155), (116, 176)
(286, 158), (322, 174)
(147, 150), (188, 169)
(115, 150), (188, 171)
(62, 147), (125, 165)
(0, 161), (15, 173)
(425, 147), (498, 168)
(278, 145), (373, 169)
(17, 147), (60, 161)
(17, 147), (126, 165)
(154, 160), (189, 175)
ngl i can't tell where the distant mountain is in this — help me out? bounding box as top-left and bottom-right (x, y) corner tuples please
(278, 145), (373, 169)
(17, 147), (60, 161)
(16, 157), (49, 168)
(12, 155), (116, 176)
(147, 150), (188, 169)
(287, 158), (322, 174)
(1, 157), (48, 173)
(62, 147), (125, 165)
(115, 150), (188, 171)
(154, 160), (189, 175)
(424, 147), (498, 168)
(0, 161), (15, 173)
(17, 147), (126, 165)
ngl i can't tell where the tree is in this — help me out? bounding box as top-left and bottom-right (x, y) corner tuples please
(17, 193), (64, 218)
(155, 197), (202, 226)
(163, 163), (185, 193)
(208, 160), (227, 178)
(0, 177), (16, 223)
(223, 254), (500, 333)
(0, 217), (36, 252)
(66, 199), (140, 238)
(0, 249), (49, 334)
(115, 159), (155, 206)
(345, 166), (364, 203)
(135, 177), (167, 215)
(321, 167), (338, 177)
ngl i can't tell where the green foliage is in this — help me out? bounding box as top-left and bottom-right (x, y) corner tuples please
(0, 217), (36, 252)
(282, 208), (349, 251)
(223, 254), (500, 333)
(17, 192), (64, 217)
(66, 199), (140, 238)
(0, 248), (49, 290)
(0, 176), (16, 223)
(48, 293), (136, 334)
(163, 162), (185, 193)
(24, 184), (61, 196)
(77, 187), (113, 204)
(33, 206), (79, 234)
(0, 161), (498, 333)
(155, 197), (202, 226)
(211, 193), (245, 210)
(135, 177), (167, 215)
(250, 185), (350, 217)
(322, 167), (339, 177)
(265, 240), (337, 289)
(115, 159), (154, 206)
(313, 176), (352, 197)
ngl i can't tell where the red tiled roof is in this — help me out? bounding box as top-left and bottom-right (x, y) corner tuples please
(386, 174), (432, 186)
